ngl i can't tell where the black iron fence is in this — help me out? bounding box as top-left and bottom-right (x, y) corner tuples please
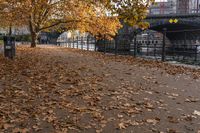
(57, 30), (200, 65)
(133, 43), (200, 63)
(57, 36), (97, 51)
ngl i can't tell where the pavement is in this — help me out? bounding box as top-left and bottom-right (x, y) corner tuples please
(0, 45), (200, 133)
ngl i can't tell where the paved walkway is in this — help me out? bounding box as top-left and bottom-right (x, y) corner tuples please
(0, 45), (200, 133)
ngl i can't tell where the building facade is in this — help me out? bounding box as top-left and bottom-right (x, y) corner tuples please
(149, 0), (177, 15)
(189, 0), (200, 13)
(176, 0), (189, 14)
(150, 0), (199, 14)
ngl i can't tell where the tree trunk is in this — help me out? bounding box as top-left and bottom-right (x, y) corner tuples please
(29, 20), (38, 48)
(31, 31), (37, 48)
(9, 25), (12, 36)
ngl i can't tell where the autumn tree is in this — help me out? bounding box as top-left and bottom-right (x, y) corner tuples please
(0, 0), (27, 35)
(0, 0), (120, 47)
(0, 0), (154, 47)
(107, 0), (155, 28)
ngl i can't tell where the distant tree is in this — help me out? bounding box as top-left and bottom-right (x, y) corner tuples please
(107, 0), (154, 28)
(0, 0), (26, 35)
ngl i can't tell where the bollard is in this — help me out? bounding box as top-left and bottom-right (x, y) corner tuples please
(3, 36), (16, 59)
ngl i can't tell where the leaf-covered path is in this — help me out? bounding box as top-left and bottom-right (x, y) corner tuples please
(0, 45), (200, 133)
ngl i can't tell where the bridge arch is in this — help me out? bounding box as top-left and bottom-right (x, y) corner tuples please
(147, 19), (200, 43)
(149, 19), (200, 31)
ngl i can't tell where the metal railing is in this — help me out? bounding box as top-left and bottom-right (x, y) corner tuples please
(57, 36), (97, 51)
(56, 31), (200, 65)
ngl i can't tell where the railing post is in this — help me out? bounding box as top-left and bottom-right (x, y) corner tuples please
(134, 36), (137, 57)
(69, 38), (71, 48)
(68, 38), (70, 48)
(70, 38), (72, 48)
(123, 40), (126, 55)
(172, 42), (175, 59)
(81, 37), (83, 50)
(104, 35), (106, 54)
(154, 43), (156, 57)
(147, 32), (149, 56)
(162, 28), (167, 62)
(128, 38), (131, 55)
(183, 31), (187, 60)
(57, 41), (60, 46)
(184, 31), (186, 46)
(115, 37), (118, 56)
(77, 37), (79, 49)
(87, 36), (89, 51)
(195, 45), (198, 62)
(73, 37), (74, 48)
(94, 36), (97, 51)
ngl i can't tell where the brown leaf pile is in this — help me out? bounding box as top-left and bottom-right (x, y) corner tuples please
(0, 46), (199, 133)
(70, 48), (200, 79)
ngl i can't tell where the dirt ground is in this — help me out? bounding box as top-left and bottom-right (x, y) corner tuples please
(0, 45), (200, 133)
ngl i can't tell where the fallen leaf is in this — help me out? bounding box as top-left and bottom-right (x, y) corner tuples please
(185, 98), (199, 103)
(168, 116), (179, 123)
(146, 118), (160, 125)
(32, 125), (42, 131)
(117, 114), (123, 118)
(183, 115), (193, 121)
(193, 110), (200, 116)
(167, 128), (177, 133)
(12, 128), (29, 133)
(118, 122), (126, 129)
(96, 129), (103, 133)
(2, 123), (14, 129)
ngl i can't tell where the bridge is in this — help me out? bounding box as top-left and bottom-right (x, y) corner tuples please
(147, 13), (200, 30)
(145, 13), (200, 42)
